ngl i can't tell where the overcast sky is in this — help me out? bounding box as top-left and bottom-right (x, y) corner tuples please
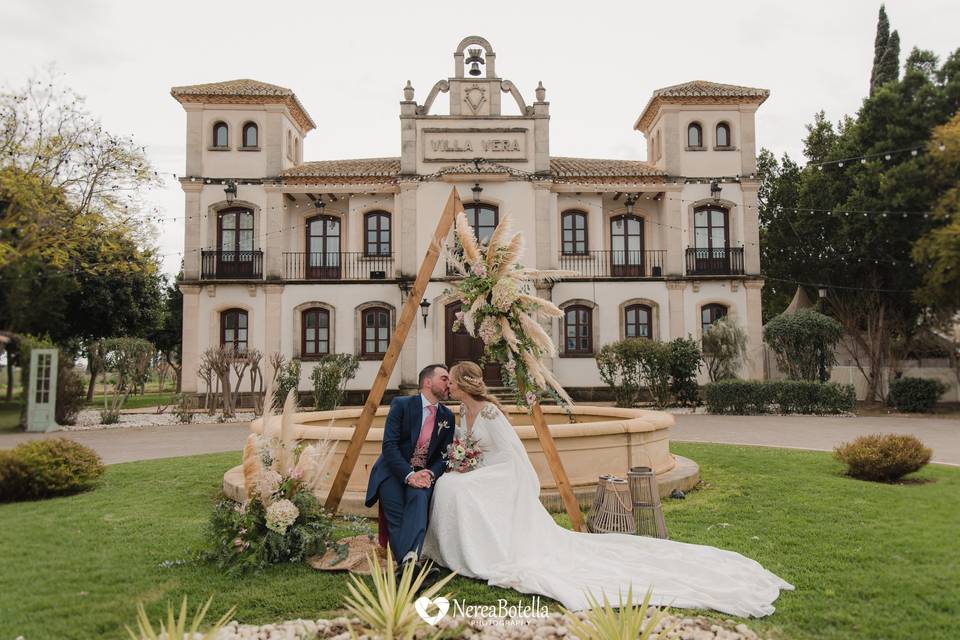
(1, 0), (956, 278)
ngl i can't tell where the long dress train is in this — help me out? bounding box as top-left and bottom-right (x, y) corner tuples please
(421, 404), (793, 617)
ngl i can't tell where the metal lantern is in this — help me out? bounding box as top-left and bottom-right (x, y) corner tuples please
(627, 466), (669, 539)
(587, 475), (636, 535)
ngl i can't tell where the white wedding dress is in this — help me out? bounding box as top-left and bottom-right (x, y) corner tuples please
(421, 403), (794, 617)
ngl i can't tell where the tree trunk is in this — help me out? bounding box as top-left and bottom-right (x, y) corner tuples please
(5, 358), (13, 401)
(86, 361), (99, 402)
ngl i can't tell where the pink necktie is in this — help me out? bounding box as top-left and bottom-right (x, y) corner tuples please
(417, 405), (436, 449)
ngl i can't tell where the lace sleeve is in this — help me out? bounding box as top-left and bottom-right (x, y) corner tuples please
(478, 405), (541, 492)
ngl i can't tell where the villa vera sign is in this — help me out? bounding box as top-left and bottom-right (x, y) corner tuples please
(423, 128), (527, 162)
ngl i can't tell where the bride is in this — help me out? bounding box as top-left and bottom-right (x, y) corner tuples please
(421, 362), (794, 617)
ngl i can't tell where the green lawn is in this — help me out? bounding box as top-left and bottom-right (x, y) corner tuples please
(86, 391), (178, 410)
(0, 444), (956, 639)
(0, 400), (22, 433)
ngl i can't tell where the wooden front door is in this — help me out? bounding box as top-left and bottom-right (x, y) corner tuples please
(445, 302), (502, 386)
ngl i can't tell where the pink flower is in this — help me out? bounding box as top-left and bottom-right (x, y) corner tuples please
(525, 391), (538, 405)
(471, 261), (488, 277)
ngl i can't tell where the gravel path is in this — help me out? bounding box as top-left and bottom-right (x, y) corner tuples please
(211, 611), (767, 640)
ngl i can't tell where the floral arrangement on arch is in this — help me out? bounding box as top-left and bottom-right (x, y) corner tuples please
(445, 209), (574, 408)
(205, 388), (337, 574)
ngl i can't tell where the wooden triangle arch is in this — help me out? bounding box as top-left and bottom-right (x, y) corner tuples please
(324, 187), (585, 532)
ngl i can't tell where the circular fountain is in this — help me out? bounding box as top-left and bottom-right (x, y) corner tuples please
(223, 404), (698, 515)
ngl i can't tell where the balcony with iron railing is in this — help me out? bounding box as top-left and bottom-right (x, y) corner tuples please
(201, 250), (264, 280)
(557, 250), (667, 279)
(283, 252), (395, 281)
(685, 247), (744, 276)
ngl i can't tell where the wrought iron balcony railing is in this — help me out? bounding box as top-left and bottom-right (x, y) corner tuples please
(557, 250), (667, 278)
(201, 250), (263, 280)
(283, 252), (394, 281)
(685, 247), (745, 276)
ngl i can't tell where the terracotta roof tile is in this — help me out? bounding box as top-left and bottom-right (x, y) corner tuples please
(634, 80), (770, 133)
(279, 156), (666, 184)
(651, 80), (769, 99)
(170, 79), (316, 131)
(281, 158), (401, 178)
(550, 157), (664, 178)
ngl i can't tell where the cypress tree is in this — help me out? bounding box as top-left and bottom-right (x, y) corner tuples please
(875, 30), (901, 90)
(870, 5), (891, 94)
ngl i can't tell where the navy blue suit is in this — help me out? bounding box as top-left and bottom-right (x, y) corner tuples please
(365, 394), (455, 561)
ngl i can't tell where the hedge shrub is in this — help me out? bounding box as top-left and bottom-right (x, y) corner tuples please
(704, 379), (855, 415)
(887, 377), (946, 413)
(833, 433), (932, 482)
(0, 438), (105, 502)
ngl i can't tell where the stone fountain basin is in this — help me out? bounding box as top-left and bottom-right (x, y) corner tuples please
(223, 404), (699, 515)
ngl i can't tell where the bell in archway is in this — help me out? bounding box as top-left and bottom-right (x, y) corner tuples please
(466, 48), (484, 76)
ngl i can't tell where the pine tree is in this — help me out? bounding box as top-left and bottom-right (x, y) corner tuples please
(870, 5), (891, 94)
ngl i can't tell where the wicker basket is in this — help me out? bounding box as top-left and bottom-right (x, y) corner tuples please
(586, 475), (636, 534)
(627, 466), (669, 539)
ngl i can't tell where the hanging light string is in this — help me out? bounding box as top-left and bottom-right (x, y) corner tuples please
(806, 142), (946, 170)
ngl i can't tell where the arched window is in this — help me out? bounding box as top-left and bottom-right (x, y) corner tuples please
(464, 202), (499, 243)
(701, 303), (728, 335)
(301, 308), (330, 357)
(294, 137), (299, 162)
(220, 308), (248, 352)
(716, 122), (731, 148)
(610, 214), (644, 276)
(655, 131), (662, 160)
(306, 215), (341, 279)
(212, 121), (228, 148)
(687, 122), (703, 148)
(286, 130), (292, 159)
(364, 211), (391, 256)
(362, 306), (390, 357)
(624, 304), (652, 339)
(242, 122), (258, 148)
(564, 305), (593, 355)
(561, 210), (588, 255)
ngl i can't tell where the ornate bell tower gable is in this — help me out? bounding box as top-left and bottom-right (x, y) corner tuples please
(399, 36), (550, 176)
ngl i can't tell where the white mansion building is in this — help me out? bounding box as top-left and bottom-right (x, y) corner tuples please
(173, 36), (769, 398)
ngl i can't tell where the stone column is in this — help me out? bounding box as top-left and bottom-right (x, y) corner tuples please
(666, 280), (687, 340)
(179, 284), (201, 393)
(182, 181), (203, 280)
(741, 181), (761, 275)
(263, 284), (284, 383)
(664, 188), (684, 276)
(533, 183), (557, 269)
(264, 186), (285, 280)
(744, 279), (765, 379)
(398, 182), (419, 392)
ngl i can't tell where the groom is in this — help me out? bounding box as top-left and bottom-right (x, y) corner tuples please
(365, 364), (455, 573)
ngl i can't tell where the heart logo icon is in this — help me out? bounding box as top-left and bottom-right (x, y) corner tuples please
(415, 596), (449, 625)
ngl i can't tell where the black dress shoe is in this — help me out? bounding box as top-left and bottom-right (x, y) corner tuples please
(416, 565), (442, 594)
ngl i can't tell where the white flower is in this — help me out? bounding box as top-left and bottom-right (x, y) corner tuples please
(478, 316), (501, 345)
(256, 469), (283, 501)
(491, 278), (520, 312)
(265, 499), (300, 535)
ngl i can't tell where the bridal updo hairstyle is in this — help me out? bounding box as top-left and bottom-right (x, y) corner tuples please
(449, 362), (503, 411)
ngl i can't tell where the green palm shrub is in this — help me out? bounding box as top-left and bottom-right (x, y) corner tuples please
(561, 585), (676, 640)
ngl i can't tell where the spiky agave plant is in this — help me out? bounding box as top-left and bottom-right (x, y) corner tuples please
(343, 546), (457, 640)
(560, 585), (677, 640)
(125, 595), (236, 640)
